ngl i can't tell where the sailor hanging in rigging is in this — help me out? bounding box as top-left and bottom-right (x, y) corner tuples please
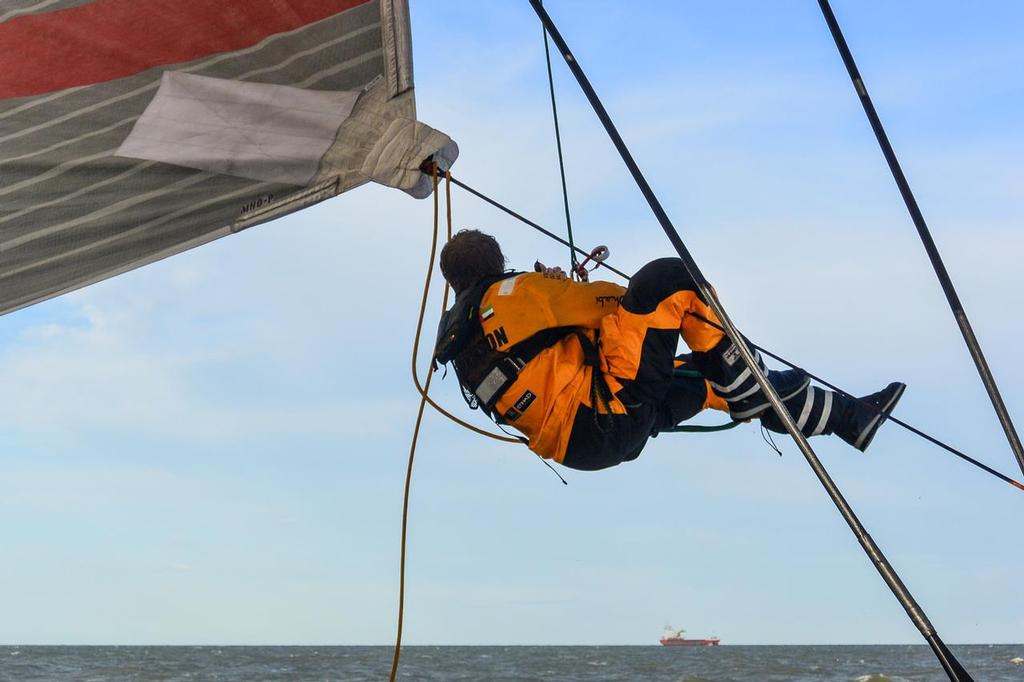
(434, 229), (905, 471)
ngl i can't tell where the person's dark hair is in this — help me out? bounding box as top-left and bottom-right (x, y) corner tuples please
(440, 229), (506, 293)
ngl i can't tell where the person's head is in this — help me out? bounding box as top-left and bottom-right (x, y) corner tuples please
(439, 229), (506, 293)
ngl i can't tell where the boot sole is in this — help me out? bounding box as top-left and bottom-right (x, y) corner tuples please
(730, 375), (812, 421)
(854, 382), (906, 452)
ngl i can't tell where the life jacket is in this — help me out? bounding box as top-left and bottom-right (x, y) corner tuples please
(434, 272), (575, 418)
(434, 272), (628, 461)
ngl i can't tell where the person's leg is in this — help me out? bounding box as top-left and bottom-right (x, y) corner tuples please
(650, 373), (720, 434)
(760, 381), (906, 452)
(564, 257), (705, 470)
(601, 258), (724, 407)
(561, 403), (657, 471)
(597, 258), (905, 452)
(601, 258), (807, 420)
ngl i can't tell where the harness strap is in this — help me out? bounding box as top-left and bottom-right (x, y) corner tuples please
(571, 329), (616, 432)
(473, 326), (579, 413)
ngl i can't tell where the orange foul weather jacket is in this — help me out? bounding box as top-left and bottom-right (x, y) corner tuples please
(470, 271), (724, 463)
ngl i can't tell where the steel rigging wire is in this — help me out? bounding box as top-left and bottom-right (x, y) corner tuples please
(527, 2), (974, 678)
(391, 7), (1016, 678)
(540, 2), (579, 275)
(817, 0), (1024, 480)
(448, 174), (1023, 493)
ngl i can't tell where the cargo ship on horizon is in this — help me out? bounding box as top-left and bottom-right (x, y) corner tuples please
(659, 625), (720, 647)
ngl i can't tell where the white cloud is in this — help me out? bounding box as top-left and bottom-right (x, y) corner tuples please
(0, 235), (418, 443)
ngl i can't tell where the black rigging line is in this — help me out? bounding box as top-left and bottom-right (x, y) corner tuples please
(449, 174), (1024, 494)
(541, 3), (579, 273)
(817, 0), (1024, 481)
(448, 175), (629, 280)
(525, 3), (973, 679)
(690, 312), (1024, 493)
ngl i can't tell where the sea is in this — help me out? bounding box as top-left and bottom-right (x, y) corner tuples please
(1, 645), (1021, 681)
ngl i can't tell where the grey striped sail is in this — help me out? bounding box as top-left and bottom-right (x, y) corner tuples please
(0, 0), (456, 315)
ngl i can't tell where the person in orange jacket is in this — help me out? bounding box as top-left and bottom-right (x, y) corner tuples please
(434, 230), (904, 471)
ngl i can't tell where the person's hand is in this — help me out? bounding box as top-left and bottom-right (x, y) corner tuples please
(534, 261), (568, 280)
(545, 266), (568, 280)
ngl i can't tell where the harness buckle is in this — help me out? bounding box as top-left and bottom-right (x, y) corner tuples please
(473, 356), (525, 409)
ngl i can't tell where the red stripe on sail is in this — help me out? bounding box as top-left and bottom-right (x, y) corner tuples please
(0, 0), (373, 99)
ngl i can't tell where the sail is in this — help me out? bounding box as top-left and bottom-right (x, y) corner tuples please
(0, 0), (456, 316)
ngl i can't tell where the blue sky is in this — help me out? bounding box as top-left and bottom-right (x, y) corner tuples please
(1, 1), (1022, 646)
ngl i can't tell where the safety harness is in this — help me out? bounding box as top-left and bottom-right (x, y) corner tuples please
(433, 272), (611, 425)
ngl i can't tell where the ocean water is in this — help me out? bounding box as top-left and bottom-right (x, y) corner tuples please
(1, 645), (1022, 681)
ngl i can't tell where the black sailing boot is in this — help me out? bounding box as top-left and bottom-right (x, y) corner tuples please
(759, 381), (906, 452)
(834, 381), (906, 452)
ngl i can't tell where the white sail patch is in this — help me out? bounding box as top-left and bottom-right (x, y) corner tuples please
(116, 72), (360, 186)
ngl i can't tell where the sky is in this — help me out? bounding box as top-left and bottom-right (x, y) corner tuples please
(1, 0), (1022, 646)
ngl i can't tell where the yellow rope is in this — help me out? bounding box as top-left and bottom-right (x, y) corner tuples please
(387, 170), (439, 682)
(409, 172), (521, 443)
(390, 169), (524, 682)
